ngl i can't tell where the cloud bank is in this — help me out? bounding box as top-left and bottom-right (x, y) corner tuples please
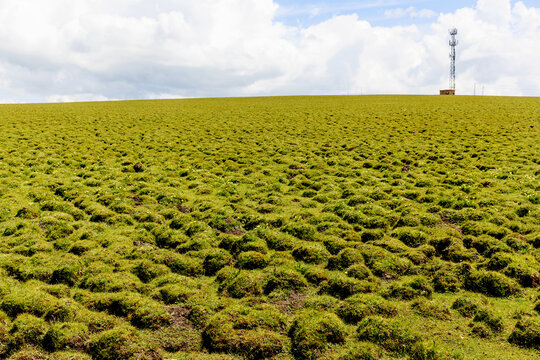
(0, 0), (538, 102)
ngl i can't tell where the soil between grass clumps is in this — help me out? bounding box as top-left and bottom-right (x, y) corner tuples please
(0, 95), (539, 359)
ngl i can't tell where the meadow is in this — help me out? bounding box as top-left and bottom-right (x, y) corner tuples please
(0, 95), (538, 359)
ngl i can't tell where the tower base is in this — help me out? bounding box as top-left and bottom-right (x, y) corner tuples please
(440, 89), (455, 95)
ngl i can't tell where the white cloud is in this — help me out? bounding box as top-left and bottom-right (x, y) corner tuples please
(46, 94), (110, 103)
(309, 7), (321, 17)
(412, 9), (438, 19)
(0, 0), (538, 102)
(384, 7), (437, 19)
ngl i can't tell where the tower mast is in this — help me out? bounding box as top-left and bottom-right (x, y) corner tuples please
(449, 28), (458, 91)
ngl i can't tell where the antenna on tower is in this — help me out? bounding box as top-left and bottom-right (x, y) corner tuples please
(449, 28), (458, 91)
(440, 28), (458, 95)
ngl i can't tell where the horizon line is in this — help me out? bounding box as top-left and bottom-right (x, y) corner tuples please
(0, 93), (538, 106)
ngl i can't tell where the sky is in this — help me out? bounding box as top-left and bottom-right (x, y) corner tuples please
(0, 0), (539, 103)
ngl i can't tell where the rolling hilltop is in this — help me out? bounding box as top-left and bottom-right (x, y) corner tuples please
(0, 95), (539, 359)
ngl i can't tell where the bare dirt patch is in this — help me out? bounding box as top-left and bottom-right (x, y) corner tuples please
(271, 292), (308, 314)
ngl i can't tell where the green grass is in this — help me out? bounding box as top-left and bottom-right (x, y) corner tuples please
(0, 95), (538, 359)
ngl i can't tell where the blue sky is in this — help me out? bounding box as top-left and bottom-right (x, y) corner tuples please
(274, 0), (534, 26)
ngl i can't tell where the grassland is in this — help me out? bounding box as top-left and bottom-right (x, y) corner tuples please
(0, 95), (538, 360)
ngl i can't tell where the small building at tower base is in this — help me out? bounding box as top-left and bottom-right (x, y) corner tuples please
(440, 89), (455, 95)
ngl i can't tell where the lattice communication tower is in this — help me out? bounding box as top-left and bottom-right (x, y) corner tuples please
(449, 28), (458, 91)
